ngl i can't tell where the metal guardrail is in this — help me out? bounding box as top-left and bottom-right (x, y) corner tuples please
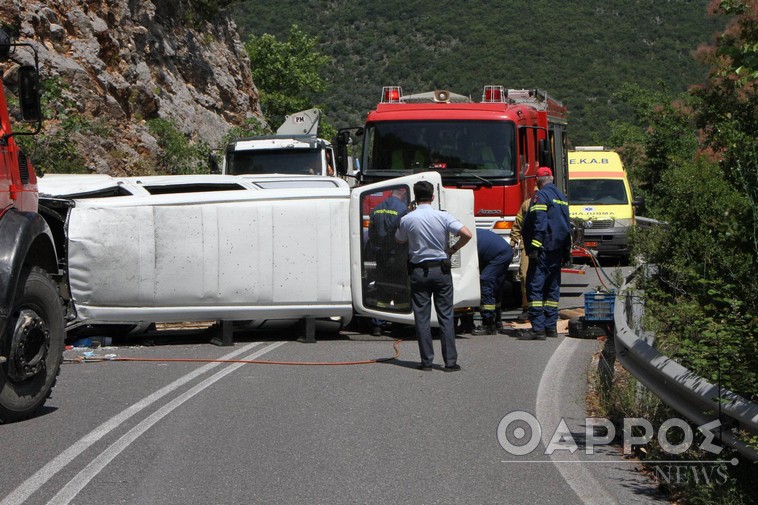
(614, 269), (758, 461)
(634, 216), (663, 229)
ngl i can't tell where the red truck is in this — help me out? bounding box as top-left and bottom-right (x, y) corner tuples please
(0, 30), (64, 422)
(337, 85), (569, 303)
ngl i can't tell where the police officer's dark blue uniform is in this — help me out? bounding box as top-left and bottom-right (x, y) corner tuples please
(522, 167), (571, 340)
(472, 228), (513, 334)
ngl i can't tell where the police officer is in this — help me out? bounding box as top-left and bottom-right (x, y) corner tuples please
(521, 167), (571, 340)
(396, 181), (473, 371)
(472, 228), (513, 335)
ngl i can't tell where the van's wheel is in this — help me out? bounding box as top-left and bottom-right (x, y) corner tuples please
(0, 267), (64, 423)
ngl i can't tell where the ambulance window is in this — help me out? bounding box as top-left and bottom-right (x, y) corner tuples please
(569, 179), (628, 205)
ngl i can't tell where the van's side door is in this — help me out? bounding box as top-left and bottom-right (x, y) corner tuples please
(350, 171), (480, 325)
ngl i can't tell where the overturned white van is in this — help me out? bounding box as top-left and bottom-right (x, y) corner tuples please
(38, 172), (479, 338)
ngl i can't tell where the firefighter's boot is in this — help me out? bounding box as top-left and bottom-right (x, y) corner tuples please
(517, 329), (546, 340)
(472, 324), (497, 335)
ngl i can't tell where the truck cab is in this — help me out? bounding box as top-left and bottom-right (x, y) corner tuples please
(219, 108), (336, 178)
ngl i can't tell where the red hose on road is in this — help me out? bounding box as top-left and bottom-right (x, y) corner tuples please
(63, 339), (404, 366)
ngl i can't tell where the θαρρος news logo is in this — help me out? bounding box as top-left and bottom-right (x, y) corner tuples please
(496, 410), (725, 457)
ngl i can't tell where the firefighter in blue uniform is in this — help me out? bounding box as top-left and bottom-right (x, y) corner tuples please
(471, 228), (513, 334)
(368, 185), (410, 335)
(521, 167), (572, 340)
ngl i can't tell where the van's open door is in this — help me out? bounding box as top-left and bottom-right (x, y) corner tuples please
(350, 172), (480, 325)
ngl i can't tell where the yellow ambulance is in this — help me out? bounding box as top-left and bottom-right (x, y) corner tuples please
(568, 147), (634, 259)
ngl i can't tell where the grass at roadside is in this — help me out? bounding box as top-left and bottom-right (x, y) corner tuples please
(586, 339), (757, 504)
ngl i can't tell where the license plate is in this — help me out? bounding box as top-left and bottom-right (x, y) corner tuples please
(584, 241), (599, 248)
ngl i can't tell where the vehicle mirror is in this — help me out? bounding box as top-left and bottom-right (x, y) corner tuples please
(18, 65), (41, 123)
(0, 30), (11, 61)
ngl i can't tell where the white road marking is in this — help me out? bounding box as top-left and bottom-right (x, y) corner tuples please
(536, 337), (619, 505)
(1, 341), (283, 505)
(48, 341), (286, 505)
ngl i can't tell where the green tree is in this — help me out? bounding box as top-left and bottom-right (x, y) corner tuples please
(606, 5), (757, 500)
(691, 0), (758, 264)
(244, 25), (332, 132)
(607, 5), (756, 500)
(617, 0), (758, 401)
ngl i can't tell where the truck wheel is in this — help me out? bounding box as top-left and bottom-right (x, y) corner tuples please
(0, 267), (64, 423)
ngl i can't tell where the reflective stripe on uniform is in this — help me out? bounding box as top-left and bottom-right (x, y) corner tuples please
(373, 209), (399, 216)
(552, 199), (568, 206)
(531, 239), (542, 248)
(482, 304), (497, 311)
(545, 300), (559, 308)
(531, 204), (547, 212)
(529, 300), (544, 308)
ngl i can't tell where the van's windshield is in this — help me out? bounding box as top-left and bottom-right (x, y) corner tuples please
(569, 179), (628, 205)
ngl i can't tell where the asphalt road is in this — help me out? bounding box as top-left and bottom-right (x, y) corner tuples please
(0, 261), (670, 505)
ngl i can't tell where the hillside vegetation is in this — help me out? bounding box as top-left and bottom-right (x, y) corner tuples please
(231, 0), (723, 145)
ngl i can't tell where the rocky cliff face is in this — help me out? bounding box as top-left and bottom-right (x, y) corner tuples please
(1, 0), (261, 175)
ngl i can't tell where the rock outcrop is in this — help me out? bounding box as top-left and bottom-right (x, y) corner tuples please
(1, 0), (261, 175)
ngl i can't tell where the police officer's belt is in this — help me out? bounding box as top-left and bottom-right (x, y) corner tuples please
(410, 260), (445, 269)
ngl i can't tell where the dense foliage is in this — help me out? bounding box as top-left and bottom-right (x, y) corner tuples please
(609, 1), (756, 501)
(245, 25), (331, 132)
(146, 118), (211, 175)
(231, 0), (723, 145)
(617, 1), (758, 399)
(180, 0), (237, 25)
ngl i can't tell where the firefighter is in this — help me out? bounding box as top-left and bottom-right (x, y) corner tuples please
(472, 228), (513, 335)
(521, 167), (572, 340)
(368, 185), (410, 335)
(509, 194), (533, 323)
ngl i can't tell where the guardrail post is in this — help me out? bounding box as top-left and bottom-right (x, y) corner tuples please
(598, 324), (616, 397)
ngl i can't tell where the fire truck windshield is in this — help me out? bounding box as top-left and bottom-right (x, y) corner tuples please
(363, 120), (516, 181)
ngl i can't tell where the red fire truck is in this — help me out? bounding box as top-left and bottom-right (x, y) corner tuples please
(337, 85), (569, 303)
(0, 30), (64, 422)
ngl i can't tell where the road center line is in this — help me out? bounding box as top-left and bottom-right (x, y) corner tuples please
(1, 341), (276, 505)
